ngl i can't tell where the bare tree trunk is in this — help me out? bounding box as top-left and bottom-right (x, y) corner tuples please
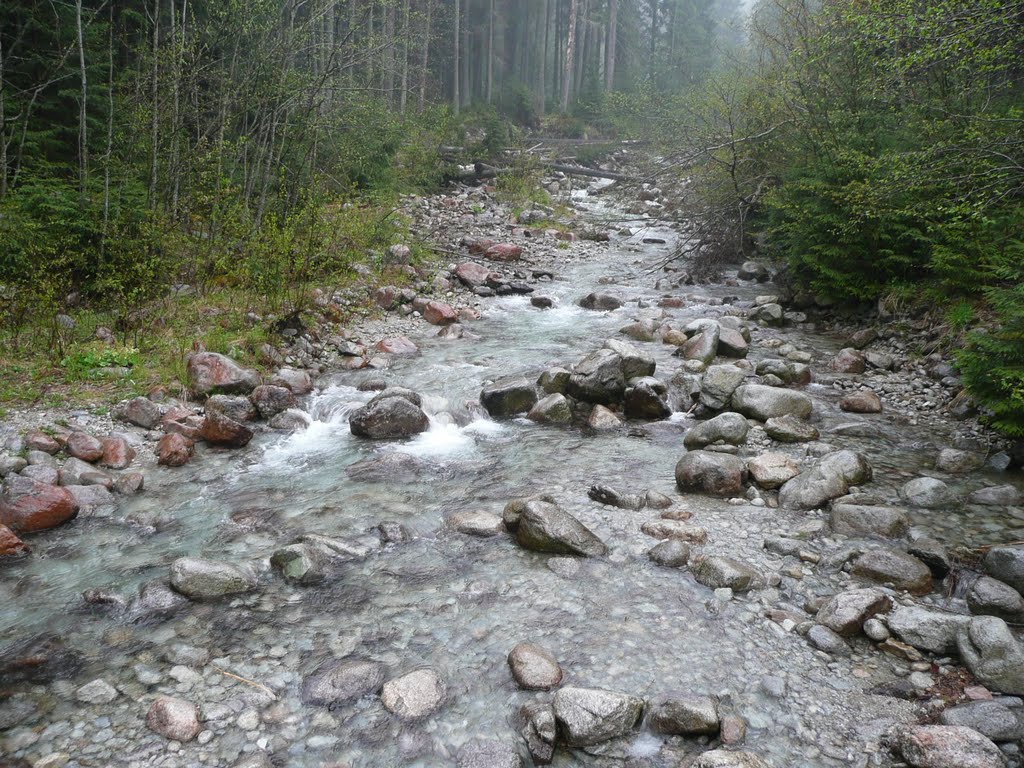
(347, 0), (357, 85)
(452, 0), (460, 114)
(0, 31), (8, 198)
(537, 0), (548, 116)
(605, 0), (617, 90)
(169, 0), (187, 218)
(574, 0), (589, 99)
(384, 3), (395, 106)
(486, 0), (494, 103)
(649, 0), (659, 80)
(400, 0), (410, 112)
(367, 3), (374, 89)
(419, 0), (432, 111)
(460, 0), (469, 106)
(149, 0), (160, 208)
(75, 0), (88, 193)
(103, 5), (114, 232)
(560, 0), (578, 112)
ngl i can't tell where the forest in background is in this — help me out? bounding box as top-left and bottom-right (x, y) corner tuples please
(1, 0), (1022, 437)
(0, 0), (742, 392)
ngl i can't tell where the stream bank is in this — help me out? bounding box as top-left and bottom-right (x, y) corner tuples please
(1, 174), (1023, 768)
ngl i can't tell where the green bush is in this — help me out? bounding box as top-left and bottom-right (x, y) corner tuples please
(958, 240), (1024, 436)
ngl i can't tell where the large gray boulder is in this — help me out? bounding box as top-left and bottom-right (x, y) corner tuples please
(623, 378), (671, 419)
(350, 396), (430, 438)
(480, 377), (539, 417)
(648, 694), (719, 735)
(552, 687), (644, 747)
(940, 701), (1024, 743)
(778, 450), (872, 510)
(888, 606), (972, 654)
(603, 339), (655, 381)
(691, 556), (762, 592)
(679, 326), (720, 366)
(830, 504), (910, 538)
(515, 500), (607, 557)
(901, 477), (957, 509)
(579, 292), (623, 311)
(982, 546), (1024, 594)
(169, 557), (257, 600)
(894, 725), (1006, 768)
(732, 384), (812, 421)
(527, 393), (573, 424)
(115, 396), (162, 429)
(683, 412), (749, 449)
(718, 327), (749, 359)
(675, 451), (748, 497)
(851, 549), (933, 595)
(301, 659), (385, 706)
(816, 588), (892, 637)
(206, 393), (257, 422)
(699, 365), (748, 410)
(764, 415), (820, 443)
(966, 576), (1024, 622)
(566, 349), (627, 405)
(969, 484), (1021, 507)
(755, 359), (811, 385)
(747, 452), (800, 490)
(958, 617), (1024, 694)
(381, 669), (446, 718)
(507, 642), (562, 691)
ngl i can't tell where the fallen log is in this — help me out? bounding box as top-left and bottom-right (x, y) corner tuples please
(450, 161), (636, 184)
(546, 163), (637, 182)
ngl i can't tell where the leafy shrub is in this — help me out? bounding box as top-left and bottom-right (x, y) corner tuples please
(958, 240), (1024, 436)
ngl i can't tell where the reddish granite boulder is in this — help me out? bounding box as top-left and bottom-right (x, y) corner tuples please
(423, 301), (458, 326)
(157, 434), (195, 467)
(99, 436), (136, 469)
(0, 524), (29, 557)
(25, 431), (61, 455)
(186, 351), (260, 396)
(453, 262), (491, 288)
(0, 477), (79, 533)
(66, 432), (104, 463)
(374, 337), (419, 356)
(485, 243), (523, 261)
(198, 410), (254, 448)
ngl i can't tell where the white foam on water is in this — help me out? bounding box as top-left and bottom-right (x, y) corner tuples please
(393, 420), (475, 458)
(463, 418), (506, 437)
(628, 732), (664, 758)
(251, 384), (369, 471)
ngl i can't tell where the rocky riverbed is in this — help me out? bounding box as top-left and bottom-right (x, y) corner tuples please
(1, 174), (1024, 768)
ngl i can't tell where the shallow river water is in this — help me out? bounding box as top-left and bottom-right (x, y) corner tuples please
(2, 192), (1023, 768)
